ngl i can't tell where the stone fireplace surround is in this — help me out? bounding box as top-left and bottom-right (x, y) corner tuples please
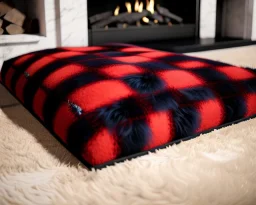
(0, 0), (88, 62)
(0, 0), (256, 68)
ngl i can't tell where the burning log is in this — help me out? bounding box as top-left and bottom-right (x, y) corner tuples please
(149, 11), (164, 23)
(89, 11), (112, 24)
(141, 17), (155, 26)
(157, 5), (183, 23)
(124, 10), (148, 24)
(95, 12), (131, 28)
(146, 20), (155, 26)
(92, 10), (148, 29)
(91, 13), (128, 29)
(164, 17), (172, 25)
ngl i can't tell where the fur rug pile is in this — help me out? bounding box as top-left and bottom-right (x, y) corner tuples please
(1, 45), (256, 205)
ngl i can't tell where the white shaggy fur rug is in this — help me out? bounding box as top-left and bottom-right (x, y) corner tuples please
(0, 45), (256, 205)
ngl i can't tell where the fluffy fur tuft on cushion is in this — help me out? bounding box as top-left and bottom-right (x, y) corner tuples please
(1, 44), (256, 168)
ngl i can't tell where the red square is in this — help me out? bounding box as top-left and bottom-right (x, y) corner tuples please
(15, 75), (27, 103)
(62, 46), (105, 52)
(33, 88), (47, 121)
(50, 51), (86, 59)
(245, 94), (256, 117)
(5, 67), (15, 90)
(82, 129), (120, 166)
(121, 47), (154, 52)
(173, 61), (210, 69)
(43, 64), (86, 89)
(112, 56), (150, 63)
(68, 80), (134, 112)
(216, 66), (255, 80)
(196, 99), (224, 132)
(139, 51), (174, 59)
(53, 103), (77, 143)
(158, 70), (204, 89)
(144, 111), (174, 150)
(26, 56), (56, 75)
(26, 54), (85, 77)
(13, 53), (34, 66)
(100, 65), (143, 78)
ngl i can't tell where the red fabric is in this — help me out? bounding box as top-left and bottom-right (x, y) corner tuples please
(139, 51), (173, 58)
(216, 66), (255, 80)
(83, 129), (120, 166)
(26, 56), (55, 75)
(1, 43), (256, 168)
(5, 67), (15, 90)
(53, 104), (77, 143)
(245, 94), (256, 117)
(43, 64), (86, 89)
(121, 47), (154, 52)
(144, 111), (174, 150)
(62, 46), (104, 52)
(197, 99), (224, 132)
(13, 53), (34, 66)
(15, 75), (27, 103)
(173, 61), (210, 69)
(112, 56), (150, 63)
(159, 70), (204, 89)
(33, 88), (47, 120)
(68, 80), (134, 112)
(100, 65), (143, 78)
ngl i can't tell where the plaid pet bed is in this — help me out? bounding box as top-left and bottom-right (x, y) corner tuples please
(1, 44), (256, 168)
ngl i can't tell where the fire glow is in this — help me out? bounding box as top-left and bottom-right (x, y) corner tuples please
(114, 6), (120, 16)
(146, 0), (155, 14)
(125, 2), (132, 13)
(89, 0), (183, 29)
(121, 0), (155, 14)
(115, 0), (156, 24)
(134, 0), (144, 13)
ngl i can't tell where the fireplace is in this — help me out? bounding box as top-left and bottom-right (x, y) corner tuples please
(87, 0), (256, 52)
(88, 0), (200, 45)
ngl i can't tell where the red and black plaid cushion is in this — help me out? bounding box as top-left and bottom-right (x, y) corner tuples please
(1, 43), (256, 168)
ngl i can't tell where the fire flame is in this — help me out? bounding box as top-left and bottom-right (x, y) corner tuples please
(125, 2), (132, 13)
(142, 17), (149, 23)
(114, 0), (157, 25)
(117, 0), (155, 15)
(134, 0), (139, 11)
(135, 0), (144, 13)
(114, 6), (120, 16)
(146, 0), (155, 14)
(138, 2), (143, 12)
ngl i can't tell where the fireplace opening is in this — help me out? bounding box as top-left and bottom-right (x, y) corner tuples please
(88, 0), (199, 45)
(89, 0), (186, 29)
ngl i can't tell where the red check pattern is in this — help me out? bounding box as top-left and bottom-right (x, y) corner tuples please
(1, 43), (256, 168)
